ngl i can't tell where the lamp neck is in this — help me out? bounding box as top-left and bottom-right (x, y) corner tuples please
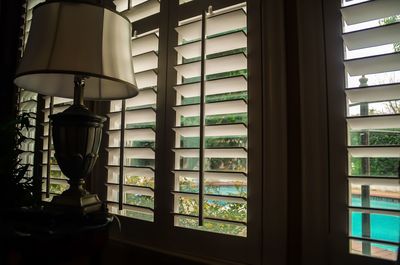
(73, 76), (86, 106)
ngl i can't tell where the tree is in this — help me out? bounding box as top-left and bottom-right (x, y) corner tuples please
(380, 15), (400, 52)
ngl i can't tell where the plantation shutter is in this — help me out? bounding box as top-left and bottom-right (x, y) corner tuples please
(341, 0), (400, 261)
(20, 0), (74, 200)
(106, 0), (160, 221)
(172, 3), (248, 236)
(17, 0), (44, 181)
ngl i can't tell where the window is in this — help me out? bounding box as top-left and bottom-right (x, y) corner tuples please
(104, 0), (262, 263)
(18, 0), (262, 263)
(106, 0), (252, 235)
(340, 0), (400, 261)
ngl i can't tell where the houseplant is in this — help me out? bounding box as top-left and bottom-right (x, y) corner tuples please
(0, 112), (35, 208)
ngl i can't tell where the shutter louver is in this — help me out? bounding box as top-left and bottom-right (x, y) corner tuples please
(17, 0), (44, 183)
(106, 0), (160, 221)
(20, 0), (73, 202)
(341, 0), (400, 261)
(172, 3), (248, 237)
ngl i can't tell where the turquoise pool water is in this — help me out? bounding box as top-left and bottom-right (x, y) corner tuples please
(350, 197), (399, 252)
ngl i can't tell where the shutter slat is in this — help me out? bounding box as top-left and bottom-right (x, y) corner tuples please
(27, 0), (44, 10)
(122, 0), (160, 23)
(341, 0), (400, 25)
(175, 9), (246, 42)
(174, 30), (247, 59)
(123, 147), (155, 158)
(349, 207), (400, 217)
(346, 83), (400, 103)
(173, 147), (247, 158)
(174, 213), (247, 226)
(107, 127), (155, 136)
(124, 107), (156, 124)
(173, 170), (247, 179)
(106, 165), (154, 171)
(132, 33), (159, 56)
(174, 75), (247, 98)
(132, 51), (158, 72)
(134, 69), (158, 88)
(114, 0), (128, 12)
(347, 114), (400, 130)
(173, 191), (246, 203)
(122, 184), (154, 195)
(126, 89), (156, 109)
(349, 177), (400, 186)
(174, 52), (247, 79)
(343, 22), (400, 50)
(173, 99), (247, 117)
(344, 52), (400, 76)
(348, 146), (400, 157)
(173, 123), (247, 137)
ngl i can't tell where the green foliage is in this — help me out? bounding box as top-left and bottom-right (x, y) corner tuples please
(350, 130), (400, 177)
(177, 197), (247, 234)
(125, 140), (155, 148)
(181, 135), (247, 148)
(179, 157), (247, 172)
(125, 175), (154, 188)
(183, 69), (247, 84)
(49, 183), (69, 194)
(182, 91), (248, 105)
(182, 48), (247, 64)
(125, 209), (154, 222)
(351, 157), (399, 177)
(126, 194), (154, 208)
(204, 200), (246, 222)
(0, 113), (35, 207)
(126, 122), (156, 129)
(176, 217), (246, 236)
(181, 113), (247, 126)
(125, 158), (155, 168)
(380, 16), (400, 52)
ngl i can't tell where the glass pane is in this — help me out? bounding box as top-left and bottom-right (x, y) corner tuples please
(350, 157), (400, 177)
(125, 193), (154, 208)
(121, 208), (154, 222)
(350, 210), (400, 243)
(204, 199), (247, 222)
(350, 238), (399, 261)
(349, 182), (400, 210)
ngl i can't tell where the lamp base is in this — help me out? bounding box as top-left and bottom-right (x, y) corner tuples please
(50, 192), (103, 214)
(49, 101), (106, 215)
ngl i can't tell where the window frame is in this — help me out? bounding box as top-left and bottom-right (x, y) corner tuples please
(101, 0), (264, 264)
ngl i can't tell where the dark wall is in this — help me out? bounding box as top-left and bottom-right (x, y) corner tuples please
(0, 0), (24, 121)
(102, 240), (207, 265)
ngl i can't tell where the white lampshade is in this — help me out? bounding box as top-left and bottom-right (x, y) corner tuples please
(14, 1), (138, 100)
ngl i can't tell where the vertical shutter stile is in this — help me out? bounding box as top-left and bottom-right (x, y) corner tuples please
(198, 9), (207, 226)
(106, 0), (161, 221)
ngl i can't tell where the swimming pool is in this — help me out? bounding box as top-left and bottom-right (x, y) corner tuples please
(350, 197), (399, 251)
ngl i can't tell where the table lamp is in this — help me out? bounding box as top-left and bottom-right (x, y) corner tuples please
(14, 0), (138, 214)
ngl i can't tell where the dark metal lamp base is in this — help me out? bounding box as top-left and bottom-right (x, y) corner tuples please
(51, 193), (103, 214)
